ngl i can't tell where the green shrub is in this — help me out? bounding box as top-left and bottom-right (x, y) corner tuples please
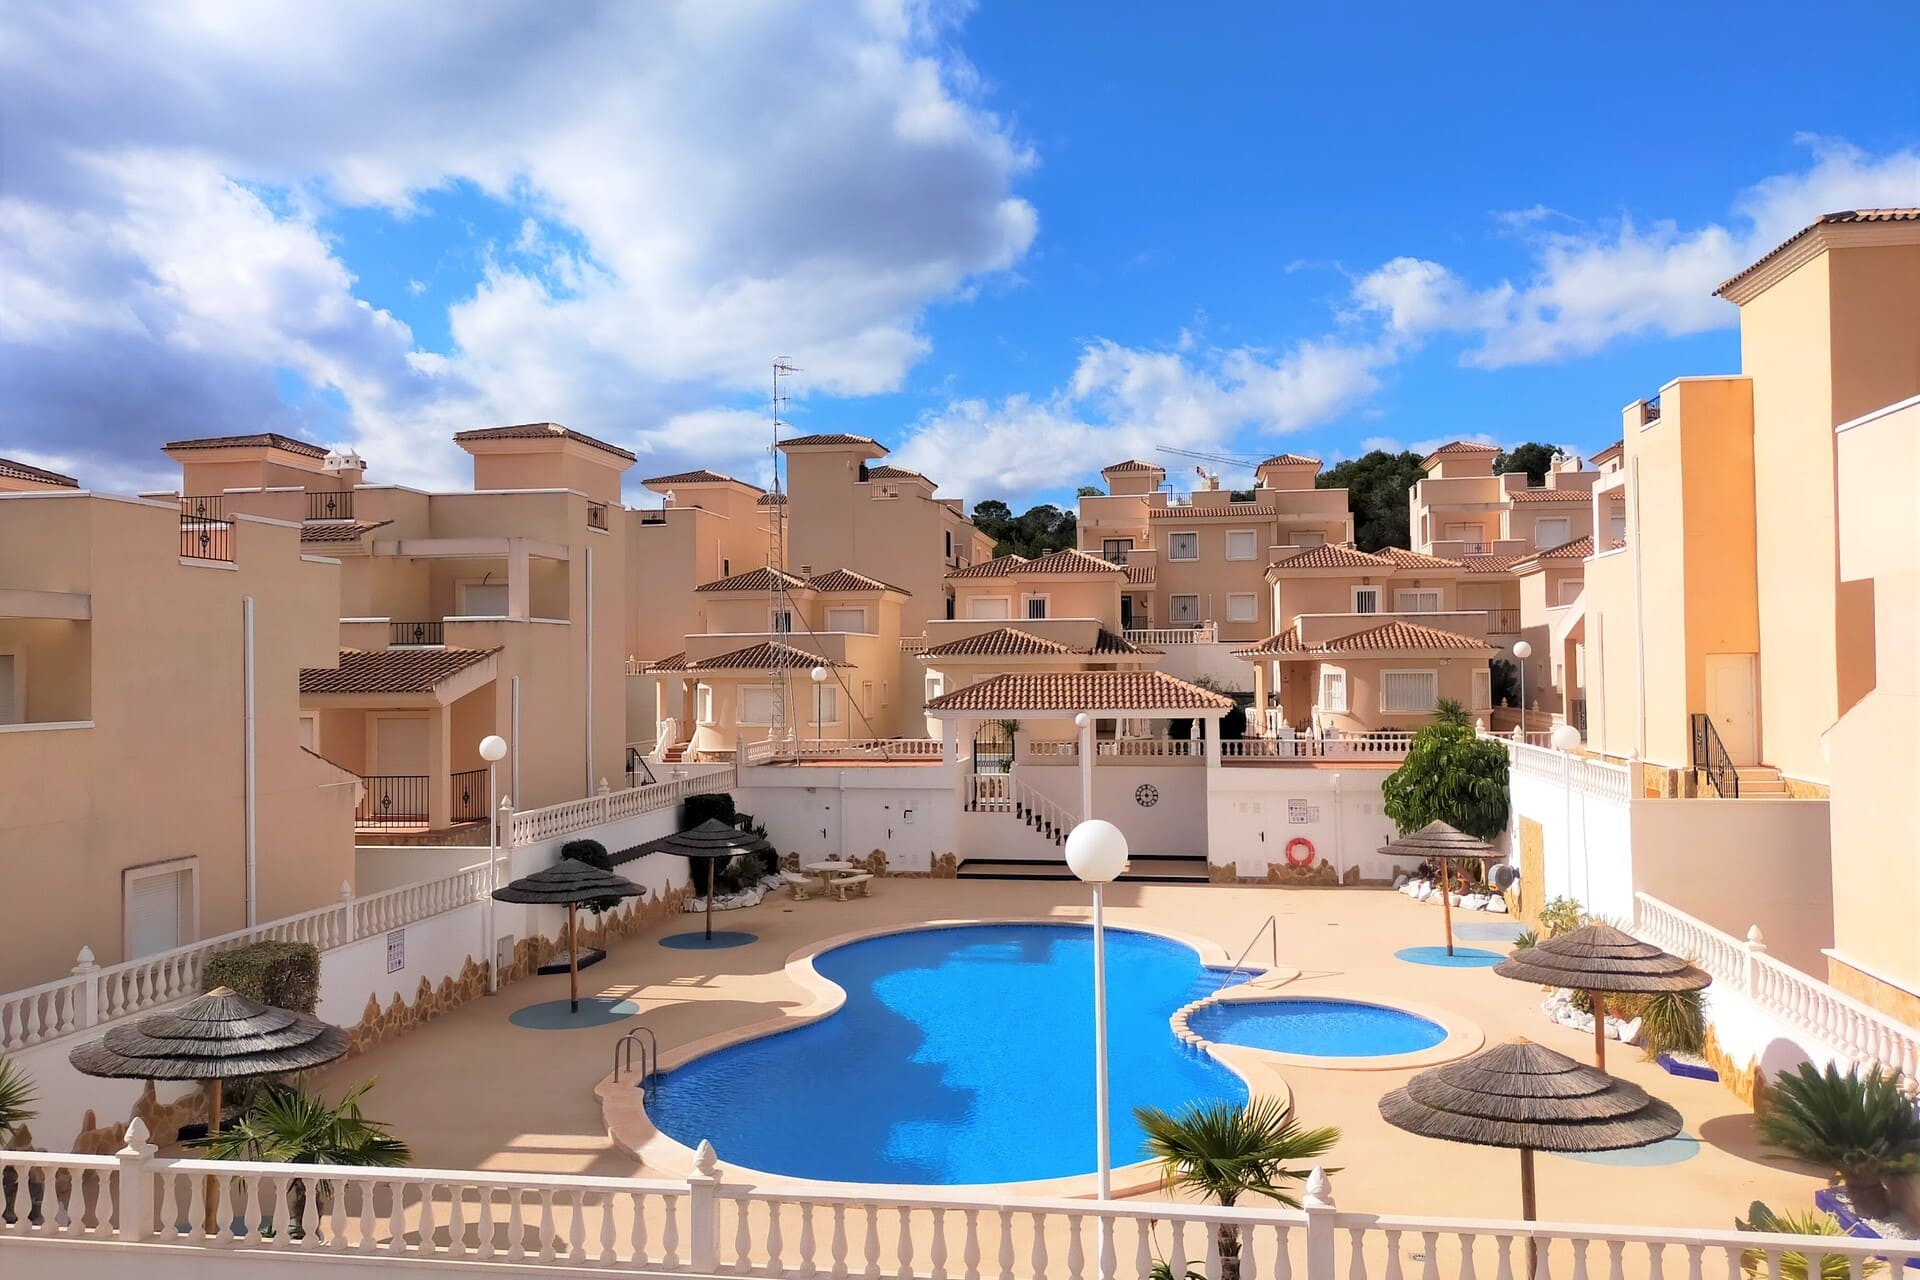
(1220, 704), (1248, 740)
(1632, 988), (1707, 1060)
(1536, 896), (1588, 938)
(1757, 1063), (1920, 1217)
(1381, 700), (1510, 840)
(1736, 1202), (1881, 1280)
(683, 792), (737, 830)
(203, 941), (321, 1013)
(561, 839), (621, 914)
(1511, 928), (1538, 951)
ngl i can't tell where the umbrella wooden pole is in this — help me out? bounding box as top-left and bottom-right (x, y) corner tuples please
(705, 873), (714, 941)
(1440, 856), (1455, 956)
(1520, 1146), (1538, 1274)
(1590, 990), (1607, 1069)
(203, 1078), (224, 1235)
(567, 903), (580, 1013)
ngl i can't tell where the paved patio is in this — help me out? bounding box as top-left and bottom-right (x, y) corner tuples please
(307, 879), (1826, 1227)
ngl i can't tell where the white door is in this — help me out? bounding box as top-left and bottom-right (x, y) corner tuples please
(374, 716), (431, 775)
(1704, 653), (1759, 766)
(125, 867), (191, 960)
(458, 581), (510, 616)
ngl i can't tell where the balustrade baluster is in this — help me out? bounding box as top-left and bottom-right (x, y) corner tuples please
(863, 1204), (882, 1280)
(896, 1205), (913, 1279)
(1031, 1211), (1049, 1280)
(1003, 1208), (1020, 1280)
(1347, 1227), (1367, 1280)
(1067, 1211), (1087, 1280)
(832, 1203), (849, 1277)
(799, 1201), (817, 1277)
(734, 1197), (753, 1272)
(1420, 1230), (1440, 1280)
(929, 1206), (949, 1280)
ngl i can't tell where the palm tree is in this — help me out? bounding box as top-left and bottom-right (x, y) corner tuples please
(193, 1080), (410, 1236)
(1135, 1098), (1339, 1280)
(0, 1055), (35, 1145)
(1756, 1063), (1920, 1217)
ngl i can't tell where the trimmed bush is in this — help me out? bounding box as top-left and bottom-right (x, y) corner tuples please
(1220, 704), (1248, 740)
(561, 839), (621, 913)
(203, 941), (321, 1013)
(682, 792), (737, 830)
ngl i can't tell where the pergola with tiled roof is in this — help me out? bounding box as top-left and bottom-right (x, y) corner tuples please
(453, 422), (636, 462)
(926, 669), (1231, 715)
(1100, 459), (1166, 475)
(921, 627), (1077, 659)
(300, 647), (501, 698)
(865, 465), (932, 484)
(0, 456), (79, 488)
(1148, 502), (1276, 519)
(1267, 543), (1397, 572)
(756, 492), (788, 506)
(805, 568), (910, 595)
(1373, 547), (1467, 570)
(1505, 487), (1592, 504)
(777, 432), (886, 453)
(1235, 619), (1489, 659)
(1420, 440), (1500, 469)
(640, 468), (759, 489)
(300, 519), (392, 544)
(644, 651), (689, 674)
(1257, 452), (1322, 469)
(694, 567), (812, 594)
(685, 641), (848, 672)
(163, 432), (329, 459)
(946, 549), (1123, 579)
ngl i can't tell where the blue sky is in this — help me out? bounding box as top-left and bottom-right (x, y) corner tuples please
(4, 2), (1917, 506)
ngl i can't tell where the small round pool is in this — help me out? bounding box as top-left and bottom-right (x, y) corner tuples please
(1190, 997), (1446, 1058)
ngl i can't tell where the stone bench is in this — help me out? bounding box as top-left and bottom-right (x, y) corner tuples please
(831, 873), (874, 901)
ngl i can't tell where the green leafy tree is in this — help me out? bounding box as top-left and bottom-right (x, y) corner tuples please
(1381, 699), (1510, 840)
(1315, 451), (1425, 551)
(1492, 442), (1563, 484)
(969, 500), (1079, 558)
(195, 1081), (411, 1236)
(1135, 1098), (1339, 1280)
(1076, 485), (1103, 498)
(0, 1055), (35, 1145)
(1756, 1063), (1920, 1217)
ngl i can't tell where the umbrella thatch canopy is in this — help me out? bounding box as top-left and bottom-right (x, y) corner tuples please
(1380, 1039), (1683, 1223)
(1494, 924), (1710, 1068)
(69, 987), (349, 1082)
(1378, 821), (1506, 956)
(494, 861), (645, 1010)
(639, 819), (773, 942)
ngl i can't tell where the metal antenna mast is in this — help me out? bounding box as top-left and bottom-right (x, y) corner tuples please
(769, 357), (800, 743)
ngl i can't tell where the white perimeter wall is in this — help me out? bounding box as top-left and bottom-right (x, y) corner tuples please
(1510, 760), (1635, 923)
(1206, 768), (1396, 881)
(739, 762), (960, 873)
(1018, 764), (1207, 858)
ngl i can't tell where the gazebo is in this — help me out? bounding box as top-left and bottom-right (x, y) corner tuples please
(1493, 923), (1711, 1068)
(1380, 1038), (1683, 1226)
(493, 861), (646, 1011)
(639, 818), (774, 944)
(1377, 821), (1507, 956)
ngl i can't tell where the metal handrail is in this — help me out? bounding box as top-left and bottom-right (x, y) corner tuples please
(614, 1026), (659, 1099)
(1220, 914), (1279, 987)
(1688, 712), (1739, 797)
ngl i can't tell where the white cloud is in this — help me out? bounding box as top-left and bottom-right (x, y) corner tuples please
(1351, 139), (1920, 369)
(0, 1), (1037, 489)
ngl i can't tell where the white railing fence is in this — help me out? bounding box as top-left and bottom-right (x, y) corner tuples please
(745, 738), (945, 764)
(0, 864), (493, 1054)
(507, 767), (734, 846)
(1223, 733), (1415, 761)
(4, 1145), (1915, 1280)
(1122, 625), (1216, 646)
(1502, 737), (1633, 804)
(1025, 739), (1203, 760)
(1634, 893), (1920, 1089)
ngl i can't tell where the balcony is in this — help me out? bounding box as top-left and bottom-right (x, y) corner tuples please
(1486, 607), (1521, 634)
(354, 774), (428, 830)
(304, 489), (354, 521)
(178, 496), (234, 563)
(389, 620), (445, 647)
(587, 501), (610, 531)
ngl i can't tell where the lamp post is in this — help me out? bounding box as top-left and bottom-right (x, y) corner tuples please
(810, 665), (829, 754)
(1065, 819), (1129, 1203)
(479, 734), (509, 993)
(1074, 711), (1094, 820)
(1550, 721), (1585, 921)
(1512, 640), (1533, 737)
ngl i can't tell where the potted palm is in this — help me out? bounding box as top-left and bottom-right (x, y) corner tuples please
(1735, 1201), (1882, 1280)
(1756, 1063), (1920, 1218)
(1134, 1098), (1339, 1280)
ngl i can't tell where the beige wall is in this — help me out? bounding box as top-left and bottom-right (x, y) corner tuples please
(952, 573), (1121, 626)
(1271, 652), (1491, 735)
(0, 492), (355, 990)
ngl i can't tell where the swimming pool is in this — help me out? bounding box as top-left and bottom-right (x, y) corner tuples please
(645, 924), (1247, 1185)
(1190, 997), (1446, 1058)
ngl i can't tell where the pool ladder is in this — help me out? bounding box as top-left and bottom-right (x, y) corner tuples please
(1219, 914), (1279, 989)
(614, 1027), (659, 1100)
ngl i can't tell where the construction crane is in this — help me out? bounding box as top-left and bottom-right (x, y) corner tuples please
(1155, 444), (1265, 472)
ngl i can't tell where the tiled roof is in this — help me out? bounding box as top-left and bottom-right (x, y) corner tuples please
(1421, 440), (1500, 466)
(641, 469), (753, 488)
(1513, 535), (1623, 569)
(947, 549), (1122, 579)
(645, 652), (689, 673)
(1093, 629), (1157, 655)
(1125, 562), (1155, 585)
(301, 647), (499, 696)
(1319, 621), (1490, 652)
(1269, 543), (1394, 571)
(924, 670), (1234, 713)
(921, 627), (1076, 658)
(806, 568), (909, 594)
(1148, 503), (1276, 519)
(163, 432), (328, 458)
(687, 641), (847, 672)
(695, 567), (811, 593)
(1717, 209), (1920, 296)
(453, 422), (637, 462)
(757, 492), (788, 506)
(865, 465), (930, 483)
(947, 555), (1028, 579)
(1235, 627), (1309, 657)
(778, 433), (882, 448)
(300, 519), (392, 544)
(1506, 487), (1590, 503)
(1373, 547), (1465, 569)
(1591, 441), (1624, 464)
(0, 456), (78, 487)
(1100, 459), (1165, 475)
(1257, 452), (1321, 468)
(1460, 553), (1527, 573)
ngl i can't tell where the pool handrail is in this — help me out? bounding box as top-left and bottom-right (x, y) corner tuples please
(1221, 914), (1279, 988)
(614, 1025), (660, 1098)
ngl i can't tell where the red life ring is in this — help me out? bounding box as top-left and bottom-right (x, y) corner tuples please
(1284, 837), (1316, 868)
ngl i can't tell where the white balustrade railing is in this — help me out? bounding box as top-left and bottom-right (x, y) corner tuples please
(1122, 624), (1216, 646)
(0, 861), (493, 1054)
(963, 771), (1076, 843)
(1224, 732), (1415, 761)
(1025, 738), (1202, 761)
(5, 1145), (1915, 1279)
(1635, 893), (1920, 1088)
(1503, 736), (1633, 803)
(506, 767), (735, 846)
(790, 737), (943, 760)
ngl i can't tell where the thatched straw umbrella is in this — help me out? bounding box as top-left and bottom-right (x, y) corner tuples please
(1493, 923), (1710, 1068)
(1377, 821), (1507, 956)
(644, 819), (773, 943)
(492, 861), (645, 1011)
(1380, 1039), (1682, 1229)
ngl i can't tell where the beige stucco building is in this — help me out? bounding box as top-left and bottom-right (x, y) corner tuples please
(0, 486), (356, 990)
(1410, 441), (1608, 559)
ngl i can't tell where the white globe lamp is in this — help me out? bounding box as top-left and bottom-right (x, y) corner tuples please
(478, 734), (510, 994)
(1065, 818), (1128, 883)
(479, 735), (508, 763)
(809, 665), (829, 751)
(1511, 640), (1534, 729)
(1550, 723), (1583, 753)
(1065, 816), (1128, 1206)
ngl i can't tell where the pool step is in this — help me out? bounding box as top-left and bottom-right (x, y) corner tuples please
(955, 855), (1211, 884)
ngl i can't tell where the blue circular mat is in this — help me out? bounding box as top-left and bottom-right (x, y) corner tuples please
(508, 998), (639, 1029)
(1395, 945), (1504, 968)
(1553, 1134), (1702, 1167)
(660, 930), (759, 950)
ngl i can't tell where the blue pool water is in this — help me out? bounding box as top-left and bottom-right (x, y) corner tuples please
(1191, 998), (1446, 1057)
(646, 924), (1246, 1184)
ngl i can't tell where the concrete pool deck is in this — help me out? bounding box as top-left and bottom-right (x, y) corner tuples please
(305, 878), (1828, 1227)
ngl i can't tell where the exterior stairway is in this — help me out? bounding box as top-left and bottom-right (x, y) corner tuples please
(1731, 764), (1790, 797)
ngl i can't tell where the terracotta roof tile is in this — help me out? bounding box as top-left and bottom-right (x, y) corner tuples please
(865, 465), (930, 483)
(806, 568), (909, 594)
(1421, 440), (1500, 466)
(645, 652), (689, 673)
(1235, 627), (1309, 657)
(1460, 553), (1527, 573)
(1591, 441), (1624, 464)
(778, 433), (882, 448)
(1257, 452), (1321, 468)
(1506, 487), (1591, 503)
(301, 647), (499, 696)
(1100, 459), (1166, 475)
(925, 670), (1233, 713)
(1269, 543), (1394, 570)
(0, 456), (78, 487)
(1512, 535), (1623, 569)
(300, 519), (392, 544)
(921, 627), (1076, 658)
(947, 555), (1029, 580)
(1319, 621), (1490, 652)
(1093, 629), (1158, 655)
(1148, 502), (1276, 519)
(453, 422), (636, 462)
(163, 432), (329, 458)
(1717, 209), (1920, 296)
(1124, 562), (1155, 585)
(695, 567), (811, 593)
(947, 549), (1121, 579)
(757, 492), (788, 505)
(687, 641), (847, 672)
(641, 469), (755, 488)
(1374, 547), (1465, 569)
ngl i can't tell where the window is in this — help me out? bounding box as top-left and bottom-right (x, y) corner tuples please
(1535, 517), (1570, 549)
(739, 685), (777, 725)
(945, 531), (953, 557)
(1226, 593), (1257, 622)
(1608, 513), (1626, 545)
(1395, 589), (1441, 613)
(1352, 587), (1380, 614)
(811, 685), (840, 723)
(769, 608), (793, 634)
(861, 681), (874, 715)
(881, 681), (890, 708)
(1318, 668), (1348, 713)
(825, 606), (868, 633)
(1025, 596), (1049, 620)
(722, 558), (730, 577)
(1381, 670), (1439, 713)
(1225, 530), (1258, 561)
(124, 860), (197, 962)
(1290, 531), (1326, 549)
(1170, 594), (1200, 624)
(1471, 667), (1492, 711)
(925, 672), (944, 702)
(696, 684), (715, 724)
(1167, 532), (1199, 561)
(1101, 537), (1133, 564)
(967, 596), (1011, 620)
(1557, 578), (1583, 607)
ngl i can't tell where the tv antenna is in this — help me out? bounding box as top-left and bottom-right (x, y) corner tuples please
(767, 358), (800, 739)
